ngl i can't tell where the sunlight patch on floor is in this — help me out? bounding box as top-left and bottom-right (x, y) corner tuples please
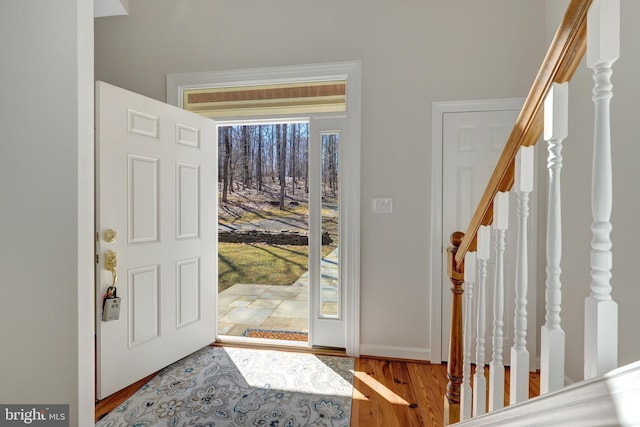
(353, 370), (410, 405)
(225, 348), (354, 397)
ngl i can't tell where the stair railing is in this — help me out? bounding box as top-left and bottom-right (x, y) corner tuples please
(443, 0), (621, 423)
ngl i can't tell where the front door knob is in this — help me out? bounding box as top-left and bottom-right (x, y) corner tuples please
(104, 229), (118, 243)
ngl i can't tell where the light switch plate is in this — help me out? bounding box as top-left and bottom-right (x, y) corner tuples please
(372, 198), (393, 213)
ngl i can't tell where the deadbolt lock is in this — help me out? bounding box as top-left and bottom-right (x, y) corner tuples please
(103, 229), (118, 243)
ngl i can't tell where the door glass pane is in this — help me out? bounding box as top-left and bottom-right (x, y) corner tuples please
(217, 122), (310, 341)
(320, 132), (340, 318)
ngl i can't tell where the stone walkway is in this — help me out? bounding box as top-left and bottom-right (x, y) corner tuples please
(218, 248), (339, 337)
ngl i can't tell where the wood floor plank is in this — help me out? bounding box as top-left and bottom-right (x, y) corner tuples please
(406, 362), (448, 426)
(95, 371), (157, 421)
(350, 358), (377, 426)
(351, 358), (423, 427)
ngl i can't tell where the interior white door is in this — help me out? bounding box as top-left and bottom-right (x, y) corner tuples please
(95, 81), (217, 399)
(309, 116), (346, 348)
(441, 109), (537, 366)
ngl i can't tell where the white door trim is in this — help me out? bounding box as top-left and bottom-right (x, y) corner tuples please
(166, 62), (361, 357)
(430, 98), (525, 362)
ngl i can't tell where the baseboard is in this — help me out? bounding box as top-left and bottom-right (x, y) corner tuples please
(359, 344), (431, 361)
(564, 373), (576, 385)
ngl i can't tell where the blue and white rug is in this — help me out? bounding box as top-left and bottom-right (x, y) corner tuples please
(96, 346), (354, 427)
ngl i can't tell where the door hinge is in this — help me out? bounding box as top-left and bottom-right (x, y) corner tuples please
(96, 254), (99, 264)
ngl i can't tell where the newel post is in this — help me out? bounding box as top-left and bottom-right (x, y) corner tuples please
(444, 231), (465, 426)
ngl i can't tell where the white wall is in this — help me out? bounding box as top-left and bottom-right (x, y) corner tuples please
(96, 0), (546, 360)
(0, 1), (94, 425)
(544, 0), (640, 382)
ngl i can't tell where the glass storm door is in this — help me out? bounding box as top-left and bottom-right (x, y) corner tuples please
(309, 116), (346, 348)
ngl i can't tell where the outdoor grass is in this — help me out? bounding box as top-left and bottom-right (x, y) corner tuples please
(217, 187), (338, 293)
(218, 201), (336, 231)
(218, 242), (334, 292)
(222, 204), (308, 224)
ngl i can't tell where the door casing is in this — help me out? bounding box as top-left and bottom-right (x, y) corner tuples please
(166, 62), (361, 356)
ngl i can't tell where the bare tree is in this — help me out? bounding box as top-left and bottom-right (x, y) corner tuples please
(277, 124), (288, 210)
(322, 134), (338, 197)
(256, 125), (263, 191)
(241, 125), (251, 189)
(221, 127), (232, 202)
(289, 123), (297, 195)
(329, 134), (338, 196)
(218, 122), (311, 205)
(304, 130), (309, 194)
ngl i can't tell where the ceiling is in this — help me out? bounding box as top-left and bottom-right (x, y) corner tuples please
(94, 0), (129, 18)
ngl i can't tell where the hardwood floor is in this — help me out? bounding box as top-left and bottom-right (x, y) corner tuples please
(95, 346), (540, 426)
(351, 359), (541, 426)
(351, 357), (447, 426)
(94, 371), (157, 422)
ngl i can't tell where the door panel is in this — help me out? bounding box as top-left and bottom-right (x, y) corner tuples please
(441, 109), (537, 366)
(95, 81), (217, 399)
(309, 116), (346, 349)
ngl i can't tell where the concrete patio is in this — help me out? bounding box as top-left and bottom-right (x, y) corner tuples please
(218, 248), (339, 337)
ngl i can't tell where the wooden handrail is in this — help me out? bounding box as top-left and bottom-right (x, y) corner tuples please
(453, 0), (592, 268)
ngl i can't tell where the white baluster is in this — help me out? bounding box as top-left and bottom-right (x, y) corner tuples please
(461, 251), (476, 420)
(510, 145), (534, 404)
(489, 192), (508, 411)
(541, 82), (568, 394)
(585, 0), (619, 380)
(473, 226), (490, 417)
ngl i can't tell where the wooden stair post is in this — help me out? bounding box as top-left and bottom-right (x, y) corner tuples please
(444, 231), (465, 425)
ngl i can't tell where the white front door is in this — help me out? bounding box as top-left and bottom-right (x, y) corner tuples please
(95, 81), (217, 399)
(440, 108), (537, 366)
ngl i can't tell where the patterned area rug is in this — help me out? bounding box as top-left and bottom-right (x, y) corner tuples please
(242, 328), (308, 342)
(96, 346), (354, 427)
